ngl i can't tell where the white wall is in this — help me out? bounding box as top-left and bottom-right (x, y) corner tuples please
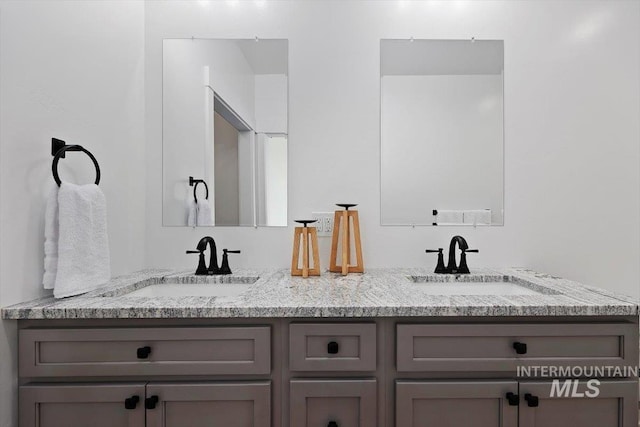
(162, 40), (210, 225)
(210, 41), (257, 128)
(145, 0), (639, 300)
(0, 1), (146, 425)
(255, 74), (288, 133)
(263, 135), (288, 226)
(381, 74), (503, 224)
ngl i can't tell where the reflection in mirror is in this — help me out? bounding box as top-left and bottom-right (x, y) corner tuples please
(163, 39), (288, 227)
(380, 39), (504, 226)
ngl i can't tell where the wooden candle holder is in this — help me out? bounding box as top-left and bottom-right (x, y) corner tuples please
(291, 220), (320, 277)
(329, 204), (364, 275)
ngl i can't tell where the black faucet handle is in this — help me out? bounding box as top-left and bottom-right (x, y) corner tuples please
(187, 248), (208, 275)
(219, 249), (240, 275)
(464, 249), (479, 253)
(426, 248), (446, 274)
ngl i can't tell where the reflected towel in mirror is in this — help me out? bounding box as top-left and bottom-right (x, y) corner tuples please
(187, 199), (197, 227)
(186, 198), (213, 227)
(196, 199), (213, 226)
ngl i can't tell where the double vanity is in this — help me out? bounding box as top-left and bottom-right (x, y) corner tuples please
(3, 268), (638, 427)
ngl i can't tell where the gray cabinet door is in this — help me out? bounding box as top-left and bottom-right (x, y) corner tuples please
(145, 382), (271, 427)
(396, 380), (518, 427)
(519, 380), (638, 427)
(19, 383), (145, 427)
(290, 379), (377, 427)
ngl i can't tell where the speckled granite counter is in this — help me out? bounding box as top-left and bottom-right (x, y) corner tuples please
(2, 268), (638, 319)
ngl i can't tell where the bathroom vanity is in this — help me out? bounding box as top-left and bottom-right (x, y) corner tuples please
(3, 268), (638, 427)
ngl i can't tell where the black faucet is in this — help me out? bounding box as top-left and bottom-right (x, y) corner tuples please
(186, 236), (241, 275)
(426, 235), (478, 274)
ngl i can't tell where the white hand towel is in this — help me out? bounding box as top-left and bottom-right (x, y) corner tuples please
(196, 199), (214, 226)
(44, 183), (111, 298)
(187, 199), (197, 227)
(43, 186), (59, 289)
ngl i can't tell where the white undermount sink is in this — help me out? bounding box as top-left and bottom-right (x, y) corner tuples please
(111, 276), (260, 298)
(123, 283), (250, 298)
(407, 275), (557, 296)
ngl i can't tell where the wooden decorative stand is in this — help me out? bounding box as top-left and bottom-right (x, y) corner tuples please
(291, 220), (320, 278)
(329, 204), (364, 275)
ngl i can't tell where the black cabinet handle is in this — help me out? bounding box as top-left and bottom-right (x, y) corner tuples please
(327, 341), (339, 354)
(328, 422), (338, 427)
(124, 395), (139, 410)
(145, 395), (159, 410)
(513, 342), (527, 354)
(137, 346), (152, 359)
(505, 392), (519, 406)
(524, 393), (539, 407)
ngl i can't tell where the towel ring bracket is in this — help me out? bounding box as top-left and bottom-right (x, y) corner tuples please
(188, 176), (209, 203)
(51, 138), (101, 187)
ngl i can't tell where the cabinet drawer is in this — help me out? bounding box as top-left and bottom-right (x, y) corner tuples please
(20, 326), (271, 377)
(397, 323), (637, 373)
(290, 379), (377, 427)
(289, 323), (376, 371)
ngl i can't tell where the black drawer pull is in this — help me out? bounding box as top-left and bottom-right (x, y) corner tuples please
(328, 422), (338, 427)
(524, 393), (539, 407)
(505, 392), (519, 406)
(513, 342), (527, 354)
(145, 395), (159, 410)
(124, 395), (139, 410)
(327, 341), (339, 354)
(137, 346), (152, 359)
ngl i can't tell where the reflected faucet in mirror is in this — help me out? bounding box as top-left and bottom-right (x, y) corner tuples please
(186, 236), (241, 275)
(426, 236), (478, 274)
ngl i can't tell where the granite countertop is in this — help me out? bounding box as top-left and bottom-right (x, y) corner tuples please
(2, 268), (638, 319)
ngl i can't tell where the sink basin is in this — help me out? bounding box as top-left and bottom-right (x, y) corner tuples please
(123, 283), (251, 298)
(101, 276), (259, 298)
(410, 282), (541, 295)
(407, 275), (557, 296)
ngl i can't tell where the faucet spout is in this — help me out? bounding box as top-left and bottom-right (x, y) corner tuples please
(196, 236), (220, 274)
(446, 235), (469, 274)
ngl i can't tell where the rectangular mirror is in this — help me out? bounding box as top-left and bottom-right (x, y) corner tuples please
(163, 39), (288, 227)
(380, 39), (504, 226)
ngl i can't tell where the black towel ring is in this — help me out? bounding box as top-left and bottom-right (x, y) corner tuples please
(52, 145), (101, 187)
(189, 176), (209, 204)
